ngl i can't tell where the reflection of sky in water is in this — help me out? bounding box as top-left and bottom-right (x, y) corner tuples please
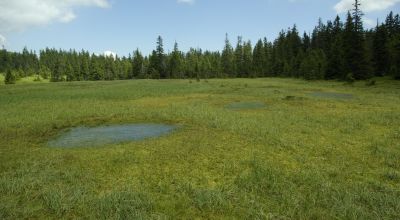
(48, 124), (177, 148)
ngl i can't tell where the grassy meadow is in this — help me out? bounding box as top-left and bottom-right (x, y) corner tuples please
(0, 78), (399, 219)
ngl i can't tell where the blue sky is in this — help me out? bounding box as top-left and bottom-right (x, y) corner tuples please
(0, 0), (399, 56)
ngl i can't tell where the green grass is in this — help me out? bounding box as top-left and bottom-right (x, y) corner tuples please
(0, 78), (399, 219)
(0, 73), (49, 85)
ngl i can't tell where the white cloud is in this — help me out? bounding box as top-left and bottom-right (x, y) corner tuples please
(0, 34), (5, 47)
(104, 50), (117, 59)
(177, 0), (195, 5)
(0, 0), (110, 33)
(334, 0), (400, 13)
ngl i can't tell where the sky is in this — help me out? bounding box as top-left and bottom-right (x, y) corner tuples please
(0, 0), (399, 56)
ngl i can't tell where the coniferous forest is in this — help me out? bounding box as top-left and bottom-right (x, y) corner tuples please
(1, 11), (399, 82)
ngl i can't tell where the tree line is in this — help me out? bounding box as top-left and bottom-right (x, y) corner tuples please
(1, 6), (399, 83)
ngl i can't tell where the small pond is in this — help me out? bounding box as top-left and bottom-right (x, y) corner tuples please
(226, 101), (266, 110)
(309, 92), (353, 100)
(48, 124), (177, 148)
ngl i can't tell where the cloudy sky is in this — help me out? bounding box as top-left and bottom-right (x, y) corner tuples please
(0, 0), (399, 56)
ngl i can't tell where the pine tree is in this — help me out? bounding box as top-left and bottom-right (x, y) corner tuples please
(263, 38), (273, 76)
(132, 49), (145, 79)
(253, 39), (266, 77)
(388, 33), (400, 79)
(221, 34), (235, 77)
(148, 50), (160, 79)
(89, 55), (103, 80)
(168, 42), (183, 78)
(385, 12), (400, 79)
(302, 32), (311, 52)
(65, 62), (74, 81)
(243, 40), (253, 77)
(326, 16), (344, 79)
(373, 24), (389, 76)
(300, 49), (327, 80)
(156, 36), (167, 78)
(342, 9), (369, 80)
(80, 55), (89, 81)
(51, 58), (64, 82)
(0, 49), (10, 73)
(327, 36), (345, 79)
(39, 65), (51, 79)
(4, 69), (16, 84)
(104, 56), (116, 80)
(234, 36), (243, 77)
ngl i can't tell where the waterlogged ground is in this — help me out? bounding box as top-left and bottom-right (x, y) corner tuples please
(48, 124), (177, 148)
(0, 78), (400, 219)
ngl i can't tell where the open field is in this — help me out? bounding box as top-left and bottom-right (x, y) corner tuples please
(1, 78), (400, 219)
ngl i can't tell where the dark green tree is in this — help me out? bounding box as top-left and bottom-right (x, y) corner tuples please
(156, 36), (167, 78)
(65, 62), (74, 81)
(89, 55), (103, 80)
(373, 24), (389, 76)
(300, 49), (327, 80)
(342, 11), (369, 80)
(242, 40), (253, 77)
(221, 34), (235, 77)
(51, 58), (65, 82)
(253, 39), (266, 77)
(132, 49), (145, 79)
(4, 69), (16, 84)
(168, 42), (183, 78)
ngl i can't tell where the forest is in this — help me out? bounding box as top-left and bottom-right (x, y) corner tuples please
(1, 9), (400, 83)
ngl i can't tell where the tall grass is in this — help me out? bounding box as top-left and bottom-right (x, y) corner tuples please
(0, 78), (399, 219)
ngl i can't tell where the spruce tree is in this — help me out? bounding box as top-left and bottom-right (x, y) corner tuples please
(80, 56), (89, 81)
(156, 36), (167, 78)
(373, 24), (389, 76)
(326, 16), (344, 79)
(300, 49), (327, 80)
(4, 69), (16, 84)
(148, 50), (160, 79)
(132, 49), (145, 79)
(242, 40), (253, 77)
(343, 9), (369, 80)
(221, 34), (235, 77)
(327, 36), (345, 79)
(168, 42), (183, 78)
(302, 33), (311, 52)
(89, 56), (103, 80)
(51, 58), (64, 82)
(263, 38), (273, 76)
(253, 39), (266, 77)
(234, 36), (243, 77)
(388, 33), (400, 79)
(65, 62), (74, 81)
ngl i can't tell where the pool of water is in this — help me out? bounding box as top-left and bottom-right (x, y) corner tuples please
(48, 124), (177, 148)
(226, 101), (266, 110)
(309, 92), (353, 100)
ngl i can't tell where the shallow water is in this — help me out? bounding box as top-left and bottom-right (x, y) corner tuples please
(310, 92), (353, 100)
(48, 124), (177, 148)
(226, 101), (266, 110)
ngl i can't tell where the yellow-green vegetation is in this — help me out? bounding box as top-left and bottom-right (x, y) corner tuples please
(1, 78), (399, 219)
(0, 74), (49, 85)
(17, 75), (50, 84)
